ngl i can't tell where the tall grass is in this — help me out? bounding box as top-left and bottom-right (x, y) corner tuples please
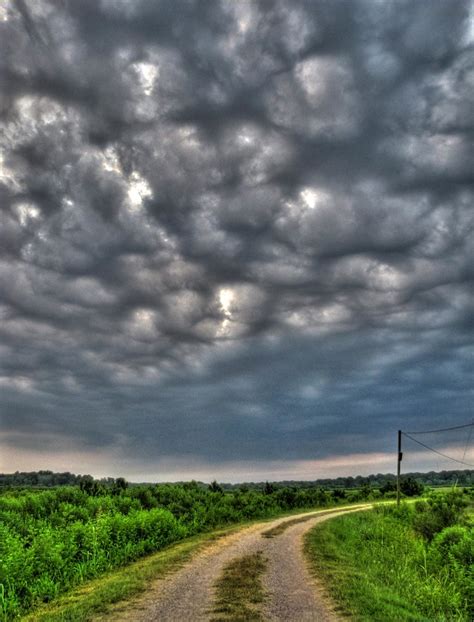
(305, 489), (473, 621)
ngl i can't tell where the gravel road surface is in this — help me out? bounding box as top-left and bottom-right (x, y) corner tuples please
(108, 504), (370, 621)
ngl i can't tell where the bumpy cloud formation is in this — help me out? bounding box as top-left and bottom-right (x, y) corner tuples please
(1, 0), (473, 479)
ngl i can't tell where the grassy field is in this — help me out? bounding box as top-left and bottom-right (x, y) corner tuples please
(305, 490), (473, 621)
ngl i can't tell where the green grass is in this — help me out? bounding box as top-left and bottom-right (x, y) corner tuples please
(210, 551), (268, 622)
(304, 505), (472, 622)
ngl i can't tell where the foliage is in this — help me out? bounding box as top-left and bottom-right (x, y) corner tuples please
(305, 490), (473, 621)
(208, 480), (224, 494)
(410, 490), (467, 540)
(263, 481), (274, 495)
(400, 476), (424, 497)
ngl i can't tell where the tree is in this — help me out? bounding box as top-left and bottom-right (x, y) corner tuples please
(112, 477), (128, 495)
(380, 480), (396, 495)
(400, 477), (424, 497)
(79, 476), (103, 496)
(263, 481), (275, 495)
(208, 480), (223, 493)
(332, 488), (346, 500)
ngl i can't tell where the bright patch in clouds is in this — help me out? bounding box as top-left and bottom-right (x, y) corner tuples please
(127, 171), (153, 210)
(133, 62), (159, 96)
(101, 147), (122, 174)
(0, 3), (10, 22)
(15, 203), (40, 227)
(219, 288), (235, 315)
(300, 187), (328, 210)
(218, 287), (235, 335)
(128, 308), (156, 341)
(0, 153), (20, 191)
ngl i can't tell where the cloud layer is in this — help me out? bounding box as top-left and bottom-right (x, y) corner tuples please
(1, 0), (473, 480)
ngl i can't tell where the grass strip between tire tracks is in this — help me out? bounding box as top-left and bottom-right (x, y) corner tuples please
(262, 512), (322, 538)
(260, 506), (356, 538)
(210, 551), (268, 622)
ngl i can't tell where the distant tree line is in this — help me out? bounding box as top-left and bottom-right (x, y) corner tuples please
(0, 469), (472, 489)
(0, 471), (119, 488)
(220, 469), (473, 490)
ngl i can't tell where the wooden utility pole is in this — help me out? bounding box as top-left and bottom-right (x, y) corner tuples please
(397, 429), (402, 506)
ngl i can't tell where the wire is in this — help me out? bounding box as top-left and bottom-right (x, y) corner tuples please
(461, 420), (474, 465)
(404, 422), (474, 435)
(454, 421), (474, 489)
(402, 432), (474, 467)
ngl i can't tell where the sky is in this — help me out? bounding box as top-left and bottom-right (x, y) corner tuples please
(1, 0), (473, 483)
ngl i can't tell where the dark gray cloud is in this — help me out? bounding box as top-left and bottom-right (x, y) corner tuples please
(1, 0), (473, 480)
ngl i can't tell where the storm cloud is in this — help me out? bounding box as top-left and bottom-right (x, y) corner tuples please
(1, 0), (473, 481)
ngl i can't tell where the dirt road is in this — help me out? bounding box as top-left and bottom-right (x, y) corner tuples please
(108, 504), (371, 621)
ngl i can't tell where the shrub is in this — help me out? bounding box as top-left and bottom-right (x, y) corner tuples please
(400, 477), (424, 497)
(412, 491), (466, 540)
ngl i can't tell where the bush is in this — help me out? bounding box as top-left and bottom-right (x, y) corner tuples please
(429, 525), (473, 567)
(400, 477), (424, 497)
(412, 491), (467, 540)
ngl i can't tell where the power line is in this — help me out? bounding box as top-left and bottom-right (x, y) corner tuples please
(461, 421), (474, 465)
(404, 421), (474, 435)
(402, 432), (474, 467)
(454, 422), (474, 489)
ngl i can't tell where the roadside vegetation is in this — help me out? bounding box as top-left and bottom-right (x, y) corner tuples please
(0, 479), (381, 620)
(305, 488), (473, 621)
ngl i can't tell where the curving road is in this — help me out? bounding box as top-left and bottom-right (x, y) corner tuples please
(106, 504), (371, 621)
